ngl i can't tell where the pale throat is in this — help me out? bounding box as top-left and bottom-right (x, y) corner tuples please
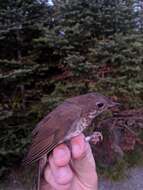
(64, 110), (98, 141)
(88, 110), (98, 119)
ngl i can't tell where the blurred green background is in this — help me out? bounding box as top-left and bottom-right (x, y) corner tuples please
(0, 0), (143, 184)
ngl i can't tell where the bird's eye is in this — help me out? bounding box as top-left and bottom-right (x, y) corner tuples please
(96, 102), (104, 108)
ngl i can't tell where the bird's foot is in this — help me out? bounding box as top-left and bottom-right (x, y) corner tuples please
(85, 132), (103, 144)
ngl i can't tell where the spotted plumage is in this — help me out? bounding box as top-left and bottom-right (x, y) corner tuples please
(23, 92), (118, 166)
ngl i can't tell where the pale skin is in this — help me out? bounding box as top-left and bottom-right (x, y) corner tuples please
(40, 133), (98, 190)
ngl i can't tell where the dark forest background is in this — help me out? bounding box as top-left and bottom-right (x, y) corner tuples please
(0, 0), (143, 182)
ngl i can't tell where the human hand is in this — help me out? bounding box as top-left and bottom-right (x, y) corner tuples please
(40, 133), (98, 190)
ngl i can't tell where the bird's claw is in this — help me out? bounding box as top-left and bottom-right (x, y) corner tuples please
(85, 132), (103, 144)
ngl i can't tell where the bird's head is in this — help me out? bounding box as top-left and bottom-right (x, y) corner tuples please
(85, 93), (120, 118)
(66, 92), (120, 118)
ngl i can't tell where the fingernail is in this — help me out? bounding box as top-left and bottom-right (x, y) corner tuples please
(54, 146), (71, 166)
(54, 148), (67, 165)
(56, 148), (66, 158)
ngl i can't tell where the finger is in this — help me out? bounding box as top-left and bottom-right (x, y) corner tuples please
(43, 164), (72, 190)
(48, 153), (73, 185)
(71, 133), (87, 159)
(53, 143), (71, 166)
(71, 134), (98, 188)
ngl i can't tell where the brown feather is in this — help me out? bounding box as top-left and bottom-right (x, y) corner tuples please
(23, 93), (117, 166)
(23, 102), (81, 165)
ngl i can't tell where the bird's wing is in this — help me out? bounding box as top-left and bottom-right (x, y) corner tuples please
(23, 102), (81, 165)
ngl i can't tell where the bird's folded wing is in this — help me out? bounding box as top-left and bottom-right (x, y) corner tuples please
(23, 102), (82, 165)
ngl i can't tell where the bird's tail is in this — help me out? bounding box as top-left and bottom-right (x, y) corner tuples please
(36, 156), (47, 190)
(36, 162), (41, 190)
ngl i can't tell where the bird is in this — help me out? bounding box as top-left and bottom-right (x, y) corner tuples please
(23, 92), (119, 189)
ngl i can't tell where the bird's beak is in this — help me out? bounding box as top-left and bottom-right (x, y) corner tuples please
(109, 101), (121, 108)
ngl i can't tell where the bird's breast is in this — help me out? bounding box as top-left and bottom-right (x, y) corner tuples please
(64, 117), (90, 141)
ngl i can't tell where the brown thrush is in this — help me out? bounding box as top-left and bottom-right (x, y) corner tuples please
(23, 92), (118, 165)
(23, 92), (118, 189)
